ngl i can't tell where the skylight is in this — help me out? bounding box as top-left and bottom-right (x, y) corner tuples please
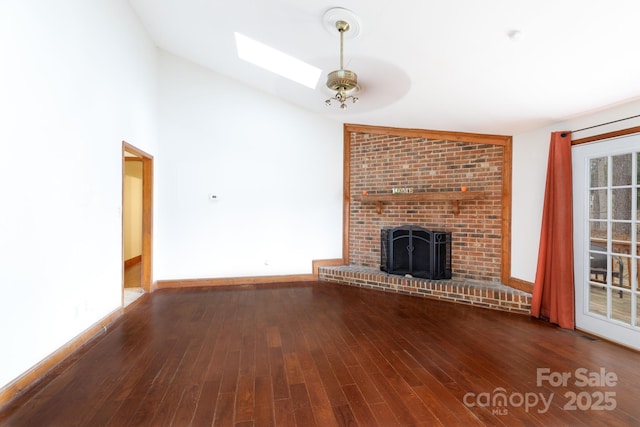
(234, 32), (321, 89)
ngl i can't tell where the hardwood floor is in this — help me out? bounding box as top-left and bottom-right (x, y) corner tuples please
(1, 282), (639, 426)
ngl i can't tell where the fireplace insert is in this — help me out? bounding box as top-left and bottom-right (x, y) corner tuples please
(380, 225), (451, 279)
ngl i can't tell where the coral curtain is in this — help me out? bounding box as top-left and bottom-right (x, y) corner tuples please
(531, 131), (575, 329)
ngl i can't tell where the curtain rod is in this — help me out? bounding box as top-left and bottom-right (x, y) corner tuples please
(565, 114), (640, 136)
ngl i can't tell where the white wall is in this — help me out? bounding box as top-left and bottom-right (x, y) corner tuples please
(511, 98), (640, 282)
(154, 52), (344, 279)
(0, 0), (157, 389)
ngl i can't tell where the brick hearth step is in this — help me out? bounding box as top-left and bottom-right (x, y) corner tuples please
(319, 265), (531, 315)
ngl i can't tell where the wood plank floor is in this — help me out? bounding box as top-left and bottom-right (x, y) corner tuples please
(1, 282), (639, 426)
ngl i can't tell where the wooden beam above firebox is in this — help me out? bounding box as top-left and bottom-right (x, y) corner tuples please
(354, 191), (486, 216)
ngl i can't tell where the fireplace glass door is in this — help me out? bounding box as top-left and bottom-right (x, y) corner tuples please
(381, 225), (451, 279)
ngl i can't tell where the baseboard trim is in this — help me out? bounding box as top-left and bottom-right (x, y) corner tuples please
(156, 259), (346, 289)
(0, 305), (130, 412)
(124, 255), (142, 268)
(508, 277), (534, 293)
(156, 274), (316, 289)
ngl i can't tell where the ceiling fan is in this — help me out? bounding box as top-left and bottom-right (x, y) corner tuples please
(323, 8), (361, 110)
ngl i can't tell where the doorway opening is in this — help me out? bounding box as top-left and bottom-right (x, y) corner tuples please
(122, 142), (153, 306)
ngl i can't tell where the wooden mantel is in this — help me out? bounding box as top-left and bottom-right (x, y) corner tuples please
(354, 191), (486, 215)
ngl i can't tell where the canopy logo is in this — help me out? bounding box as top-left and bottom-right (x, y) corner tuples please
(463, 367), (617, 416)
(463, 388), (553, 415)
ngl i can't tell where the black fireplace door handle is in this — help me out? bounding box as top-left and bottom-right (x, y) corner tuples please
(406, 245), (414, 253)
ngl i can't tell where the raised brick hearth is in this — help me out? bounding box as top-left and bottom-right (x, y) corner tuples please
(319, 265), (532, 315)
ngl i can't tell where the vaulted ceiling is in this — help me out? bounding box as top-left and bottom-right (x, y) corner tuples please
(128, 0), (640, 135)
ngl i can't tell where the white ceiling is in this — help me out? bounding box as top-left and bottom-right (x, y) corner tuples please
(127, 0), (640, 135)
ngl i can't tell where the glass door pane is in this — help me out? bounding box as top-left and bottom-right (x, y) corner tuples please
(587, 153), (636, 325)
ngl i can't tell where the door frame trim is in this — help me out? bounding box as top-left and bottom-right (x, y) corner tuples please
(122, 141), (154, 295)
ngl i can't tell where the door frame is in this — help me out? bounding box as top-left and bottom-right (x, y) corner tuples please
(122, 141), (153, 296)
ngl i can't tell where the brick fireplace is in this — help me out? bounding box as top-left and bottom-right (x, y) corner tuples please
(349, 129), (505, 281)
(319, 125), (532, 314)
